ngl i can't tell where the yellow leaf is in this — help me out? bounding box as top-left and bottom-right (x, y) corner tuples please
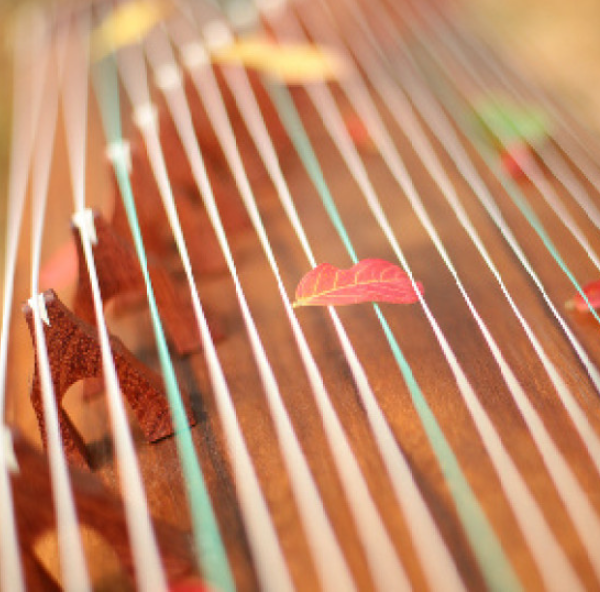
(91, 0), (172, 60)
(212, 36), (348, 83)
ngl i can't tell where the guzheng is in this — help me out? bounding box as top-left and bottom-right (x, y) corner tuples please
(3, 0), (600, 590)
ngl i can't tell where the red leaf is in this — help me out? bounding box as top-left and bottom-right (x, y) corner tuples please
(293, 259), (423, 308)
(344, 110), (375, 152)
(500, 142), (530, 179)
(39, 240), (78, 291)
(169, 579), (207, 592)
(567, 279), (600, 312)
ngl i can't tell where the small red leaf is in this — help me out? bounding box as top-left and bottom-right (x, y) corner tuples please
(293, 259), (423, 308)
(169, 579), (207, 592)
(344, 109), (375, 152)
(39, 240), (78, 291)
(500, 142), (530, 179)
(567, 279), (600, 312)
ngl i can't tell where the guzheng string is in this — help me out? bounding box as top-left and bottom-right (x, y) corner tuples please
(394, 0), (600, 325)
(141, 14), (410, 591)
(232, 0), (594, 585)
(0, 7), (50, 591)
(116, 32), (296, 592)
(428, 6), (600, 256)
(390, 0), (600, 468)
(0, 427), (21, 592)
(166, 9), (466, 592)
(463, 8), (600, 166)
(62, 11), (169, 591)
(241, 18), (522, 592)
(297, 0), (600, 582)
(151, 20), (360, 592)
(342, 0), (600, 428)
(288, 2), (592, 589)
(166, 11), (461, 591)
(445, 6), (600, 195)
(28, 15), (92, 591)
(298, 2), (595, 588)
(257, 3), (553, 590)
(346, 0), (600, 579)
(91, 33), (236, 592)
(407, 4), (600, 295)
(62, 12), (90, 214)
(392, 0), (600, 481)
(345, 0), (600, 489)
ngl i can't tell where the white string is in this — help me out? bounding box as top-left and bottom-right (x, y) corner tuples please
(74, 215), (169, 592)
(1, 428), (18, 474)
(170, 11), (447, 588)
(61, 14), (90, 213)
(0, 445), (20, 592)
(197, 17), (412, 590)
(451, 9), (600, 191)
(116, 38), (296, 592)
(381, 0), (600, 470)
(345, 0), (600, 435)
(265, 0), (600, 584)
(0, 6), (52, 589)
(154, 23), (358, 591)
(427, 9), (600, 248)
(144, 15), (409, 587)
(293, 3), (586, 589)
(393, 0), (600, 453)
(325, 0), (600, 581)
(299, 2), (600, 588)
(397, 1), (600, 286)
(534, 145), (600, 233)
(28, 21), (91, 592)
(420, 1), (600, 235)
(60, 11), (168, 591)
(171, 9), (466, 592)
(0, 7), (49, 417)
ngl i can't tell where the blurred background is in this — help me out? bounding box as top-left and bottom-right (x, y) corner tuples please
(467, 0), (600, 130)
(0, 0), (599, 236)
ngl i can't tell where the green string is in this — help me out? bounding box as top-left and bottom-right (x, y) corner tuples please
(92, 56), (235, 592)
(413, 34), (600, 326)
(477, 119), (600, 324)
(266, 81), (522, 591)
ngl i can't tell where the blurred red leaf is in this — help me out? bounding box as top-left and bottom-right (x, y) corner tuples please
(293, 259), (423, 308)
(169, 578), (207, 592)
(567, 279), (600, 312)
(39, 240), (78, 291)
(344, 110), (375, 152)
(500, 142), (531, 179)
